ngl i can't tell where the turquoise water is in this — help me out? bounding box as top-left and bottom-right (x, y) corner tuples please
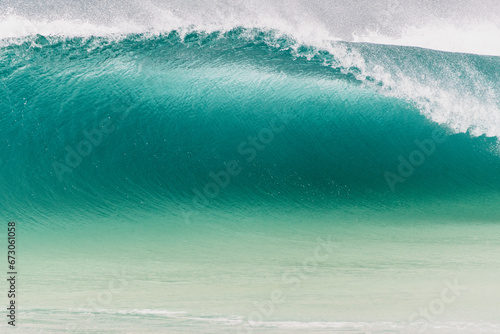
(1, 29), (500, 333)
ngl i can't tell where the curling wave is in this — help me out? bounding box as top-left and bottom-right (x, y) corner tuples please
(1, 29), (500, 219)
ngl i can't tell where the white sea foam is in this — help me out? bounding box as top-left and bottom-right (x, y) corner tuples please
(1, 1), (499, 56)
(47, 309), (500, 332)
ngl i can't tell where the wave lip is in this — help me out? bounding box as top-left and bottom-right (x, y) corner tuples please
(1, 6), (500, 56)
(0, 15), (157, 40)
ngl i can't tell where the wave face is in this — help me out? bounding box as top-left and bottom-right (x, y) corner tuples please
(1, 29), (500, 220)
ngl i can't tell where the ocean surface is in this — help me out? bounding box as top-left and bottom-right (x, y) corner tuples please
(1, 2), (500, 333)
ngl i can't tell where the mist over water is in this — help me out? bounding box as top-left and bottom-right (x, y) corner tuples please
(1, 0), (500, 55)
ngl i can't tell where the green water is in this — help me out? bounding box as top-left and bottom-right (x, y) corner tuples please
(8, 199), (497, 333)
(1, 29), (500, 333)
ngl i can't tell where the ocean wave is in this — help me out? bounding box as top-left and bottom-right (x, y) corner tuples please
(1, 29), (500, 217)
